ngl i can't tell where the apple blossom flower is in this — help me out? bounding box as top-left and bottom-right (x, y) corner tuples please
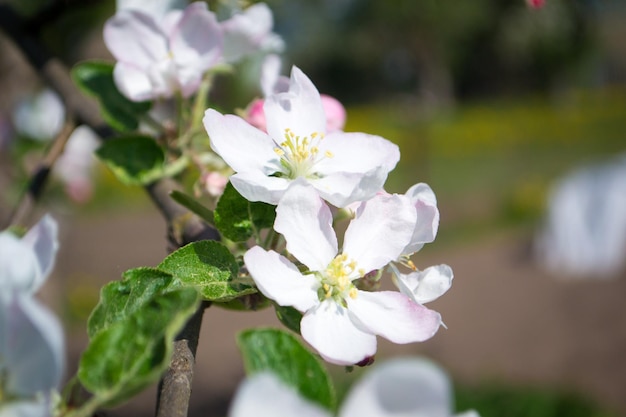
(0, 214), (59, 294)
(116, 0), (186, 20)
(229, 358), (479, 417)
(245, 55), (346, 133)
(391, 264), (454, 307)
(244, 183), (442, 365)
(399, 182), (440, 256)
(0, 215), (64, 417)
(104, 2), (223, 101)
(204, 66), (399, 207)
(220, 3), (284, 63)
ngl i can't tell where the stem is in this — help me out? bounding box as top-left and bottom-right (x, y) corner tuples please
(190, 74), (212, 131)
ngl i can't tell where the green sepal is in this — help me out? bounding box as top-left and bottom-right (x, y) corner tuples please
(96, 136), (165, 185)
(237, 328), (336, 411)
(158, 240), (256, 302)
(214, 182), (276, 242)
(71, 60), (150, 132)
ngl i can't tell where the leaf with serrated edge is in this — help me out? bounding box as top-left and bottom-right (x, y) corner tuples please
(96, 136), (165, 185)
(159, 240), (255, 302)
(78, 287), (199, 407)
(237, 328), (336, 411)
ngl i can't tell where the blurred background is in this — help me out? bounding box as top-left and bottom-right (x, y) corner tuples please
(1, 0), (625, 416)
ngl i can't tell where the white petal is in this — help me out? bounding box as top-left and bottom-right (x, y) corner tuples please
(0, 294), (65, 396)
(229, 373), (331, 417)
(343, 194), (416, 274)
(301, 299), (376, 366)
(0, 233), (38, 293)
(204, 109), (279, 174)
(274, 182), (338, 271)
(0, 400), (51, 417)
(347, 291), (441, 344)
(244, 247), (319, 312)
(229, 172), (290, 205)
(221, 3), (274, 63)
(455, 411), (481, 417)
(403, 183), (440, 254)
(309, 171), (369, 209)
(104, 10), (168, 68)
(339, 357), (453, 417)
(113, 63), (157, 101)
(394, 264), (454, 305)
(260, 54), (282, 97)
(264, 67), (326, 143)
(170, 2), (222, 74)
(21, 214), (59, 293)
(116, 0), (185, 20)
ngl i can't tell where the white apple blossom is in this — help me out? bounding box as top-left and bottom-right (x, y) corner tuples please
(244, 183), (442, 365)
(204, 66), (399, 207)
(245, 55), (346, 133)
(229, 358), (479, 417)
(220, 3), (284, 63)
(0, 215), (64, 417)
(104, 1), (223, 101)
(391, 264), (454, 307)
(400, 182), (440, 256)
(54, 125), (100, 203)
(116, 0), (186, 20)
(12, 89), (65, 142)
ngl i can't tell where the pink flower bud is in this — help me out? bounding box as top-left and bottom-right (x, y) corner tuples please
(526, 0), (545, 9)
(203, 171), (229, 197)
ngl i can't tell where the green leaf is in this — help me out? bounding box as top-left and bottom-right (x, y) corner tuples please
(78, 286), (199, 407)
(274, 305), (303, 333)
(158, 240), (256, 302)
(238, 328), (336, 411)
(96, 136), (165, 185)
(214, 182), (276, 242)
(87, 267), (174, 339)
(71, 60), (150, 131)
(170, 190), (215, 226)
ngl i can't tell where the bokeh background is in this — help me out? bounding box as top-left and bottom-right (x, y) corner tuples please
(1, 0), (626, 416)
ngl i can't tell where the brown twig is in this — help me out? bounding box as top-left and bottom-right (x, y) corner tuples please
(0, 4), (218, 416)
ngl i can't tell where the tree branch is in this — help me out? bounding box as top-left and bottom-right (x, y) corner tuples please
(0, 5), (218, 416)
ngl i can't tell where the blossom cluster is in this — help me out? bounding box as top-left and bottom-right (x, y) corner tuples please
(0, 216), (64, 416)
(103, 0), (454, 366)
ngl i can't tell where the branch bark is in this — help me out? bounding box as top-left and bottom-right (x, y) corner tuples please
(0, 4), (218, 416)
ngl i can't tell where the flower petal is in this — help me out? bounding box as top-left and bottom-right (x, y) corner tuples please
(229, 373), (331, 417)
(204, 109), (279, 175)
(113, 63), (157, 101)
(343, 194), (416, 274)
(229, 172), (290, 205)
(274, 182), (338, 271)
(170, 2), (222, 75)
(347, 291), (441, 344)
(339, 357), (453, 417)
(403, 182), (440, 254)
(21, 214), (59, 293)
(0, 294), (65, 396)
(221, 3), (275, 63)
(264, 67), (326, 142)
(0, 233), (38, 293)
(301, 299), (376, 366)
(394, 264), (454, 305)
(104, 9), (168, 68)
(244, 247), (319, 312)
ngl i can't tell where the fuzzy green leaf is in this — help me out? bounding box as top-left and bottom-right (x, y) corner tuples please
(214, 182), (276, 242)
(238, 328), (336, 411)
(158, 240), (256, 301)
(71, 60), (150, 131)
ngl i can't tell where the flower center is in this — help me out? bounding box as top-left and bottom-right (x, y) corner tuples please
(274, 128), (333, 179)
(318, 253), (365, 303)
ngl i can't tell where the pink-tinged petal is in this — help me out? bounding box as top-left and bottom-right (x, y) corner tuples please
(244, 247), (319, 312)
(264, 67), (326, 142)
(229, 373), (331, 417)
(116, 0), (186, 21)
(1, 294), (65, 396)
(221, 3), (275, 63)
(21, 214), (59, 293)
(170, 2), (222, 74)
(229, 172), (290, 205)
(320, 95), (346, 132)
(204, 109), (279, 174)
(339, 357), (453, 417)
(274, 182), (338, 271)
(104, 10), (168, 68)
(161, 9), (184, 35)
(403, 183), (440, 254)
(301, 299), (376, 366)
(347, 291), (441, 344)
(394, 264), (454, 305)
(245, 98), (267, 132)
(113, 63), (156, 101)
(343, 194), (416, 273)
